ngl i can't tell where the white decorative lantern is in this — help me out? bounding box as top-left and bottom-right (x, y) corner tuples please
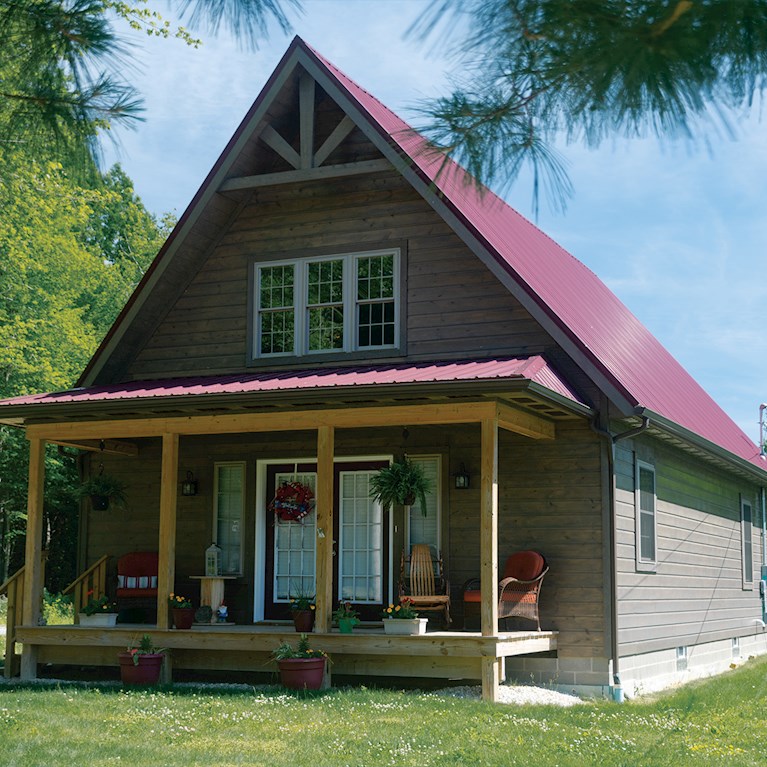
(205, 542), (222, 576)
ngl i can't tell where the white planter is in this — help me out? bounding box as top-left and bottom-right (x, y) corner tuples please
(79, 613), (118, 627)
(382, 618), (428, 636)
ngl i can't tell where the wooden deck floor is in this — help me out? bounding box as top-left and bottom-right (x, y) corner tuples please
(16, 623), (557, 683)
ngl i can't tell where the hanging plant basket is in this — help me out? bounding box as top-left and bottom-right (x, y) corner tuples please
(269, 481), (315, 523)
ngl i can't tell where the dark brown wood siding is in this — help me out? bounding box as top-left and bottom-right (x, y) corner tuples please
(126, 171), (557, 379)
(82, 418), (605, 659)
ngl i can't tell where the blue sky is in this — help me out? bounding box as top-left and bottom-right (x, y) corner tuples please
(104, 0), (767, 442)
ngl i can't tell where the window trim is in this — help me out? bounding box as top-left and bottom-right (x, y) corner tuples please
(635, 459), (657, 572)
(213, 461), (246, 576)
(740, 494), (754, 589)
(251, 247), (402, 360)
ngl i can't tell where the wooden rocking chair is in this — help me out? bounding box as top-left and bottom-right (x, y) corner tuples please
(399, 544), (451, 626)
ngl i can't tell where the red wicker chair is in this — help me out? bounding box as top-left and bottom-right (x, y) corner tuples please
(463, 551), (548, 631)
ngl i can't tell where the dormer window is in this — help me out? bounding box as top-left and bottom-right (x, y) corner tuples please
(252, 248), (400, 359)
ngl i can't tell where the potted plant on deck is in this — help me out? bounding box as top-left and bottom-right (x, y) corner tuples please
(272, 633), (329, 690)
(118, 634), (166, 685)
(381, 597), (428, 636)
(289, 587), (316, 632)
(332, 602), (360, 634)
(169, 593), (195, 629)
(79, 591), (118, 627)
(79, 472), (127, 511)
(369, 457), (432, 516)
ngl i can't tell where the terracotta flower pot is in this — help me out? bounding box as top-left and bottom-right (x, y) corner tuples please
(118, 652), (164, 685)
(293, 609), (315, 632)
(277, 657), (326, 690)
(172, 607), (195, 630)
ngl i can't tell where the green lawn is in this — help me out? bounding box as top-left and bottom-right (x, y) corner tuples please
(0, 656), (765, 766)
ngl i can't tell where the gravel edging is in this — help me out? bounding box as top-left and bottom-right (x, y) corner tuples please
(437, 684), (584, 707)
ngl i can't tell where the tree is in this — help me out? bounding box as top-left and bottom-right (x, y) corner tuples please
(0, 0), (300, 173)
(411, 0), (767, 212)
(0, 146), (171, 583)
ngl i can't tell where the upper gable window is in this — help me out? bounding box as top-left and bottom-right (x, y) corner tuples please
(253, 249), (400, 358)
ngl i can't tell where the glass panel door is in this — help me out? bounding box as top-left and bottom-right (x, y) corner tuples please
(338, 471), (383, 603)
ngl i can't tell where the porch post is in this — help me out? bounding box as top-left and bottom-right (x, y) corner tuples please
(21, 437), (46, 680)
(480, 417), (500, 702)
(156, 432), (179, 630)
(315, 425), (334, 633)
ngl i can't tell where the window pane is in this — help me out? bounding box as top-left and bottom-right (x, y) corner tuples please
(637, 466), (655, 563)
(308, 259), (343, 306)
(408, 457), (439, 557)
(260, 265), (293, 309)
(308, 305), (344, 350)
(260, 309), (294, 355)
(216, 463), (244, 574)
(743, 502), (753, 582)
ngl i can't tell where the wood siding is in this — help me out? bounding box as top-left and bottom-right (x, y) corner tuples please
(82, 419), (604, 659)
(615, 435), (763, 656)
(126, 171), (556, 379)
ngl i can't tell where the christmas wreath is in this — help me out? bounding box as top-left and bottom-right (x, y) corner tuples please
(270, 480), (315, 522)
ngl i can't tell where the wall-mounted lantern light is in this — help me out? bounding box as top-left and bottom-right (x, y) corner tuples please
(181, 470), (198, 496)
(454, 463), (470, 489)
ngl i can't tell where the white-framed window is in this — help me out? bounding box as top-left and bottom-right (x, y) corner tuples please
(635, 460), (657, 571)
(406, 455), (441, 557)
(741, 496), (754, 588)
(213, 462), (245, 575)
(253, 248), (400, 358)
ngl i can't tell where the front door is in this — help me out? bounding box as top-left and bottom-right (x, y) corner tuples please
(264, 460), (388, 621)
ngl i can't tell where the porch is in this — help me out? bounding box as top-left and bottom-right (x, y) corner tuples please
(15, 623), (558, 687)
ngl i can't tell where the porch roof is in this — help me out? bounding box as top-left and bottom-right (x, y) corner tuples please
(0, 355), (589, 419)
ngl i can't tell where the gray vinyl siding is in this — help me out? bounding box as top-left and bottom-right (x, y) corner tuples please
(615, 436), (762, 656)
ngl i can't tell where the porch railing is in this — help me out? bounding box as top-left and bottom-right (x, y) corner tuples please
(0, 552), (47, 678)
(62, 555), (110, 625)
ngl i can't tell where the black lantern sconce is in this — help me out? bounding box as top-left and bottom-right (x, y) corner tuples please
(181, 471), (198, 496)
(454, 463), (470, 489)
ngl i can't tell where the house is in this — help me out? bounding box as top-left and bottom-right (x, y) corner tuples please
(1, 37), (765, 700)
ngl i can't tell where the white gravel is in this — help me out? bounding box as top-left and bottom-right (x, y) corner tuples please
(438, 684), (584, 707)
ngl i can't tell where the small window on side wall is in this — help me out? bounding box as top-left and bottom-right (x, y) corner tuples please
(635, 460), (657, 571)
(741, 496), (754, 588)
(406, 456), (441, 558)
(214, 462), (245, 575)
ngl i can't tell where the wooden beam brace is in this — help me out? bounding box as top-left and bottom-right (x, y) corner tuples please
(314, 425), (334, 633)
(480, 418), (498, 639)
(260, 124), (301, 169)
(27, 401), (499, 441)
(496, 402), (555, 440)
(299, 73), (315, 170)
(314, 115), (355, 166)
(218, 158), (391, 192)
(21, 437), (46, 679)
(46, 439), (139, 456)
(156, 433), (179, 630)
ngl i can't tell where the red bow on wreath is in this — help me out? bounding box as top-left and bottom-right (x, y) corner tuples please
(269, 481), (315, 523)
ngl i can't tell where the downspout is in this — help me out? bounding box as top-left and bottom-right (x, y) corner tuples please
(761, 487), (767, 625)
(591, 414), (651, 703)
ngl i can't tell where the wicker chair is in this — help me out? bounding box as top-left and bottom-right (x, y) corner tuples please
(462, 550), (548, 631)
(399, 544), (451, 627)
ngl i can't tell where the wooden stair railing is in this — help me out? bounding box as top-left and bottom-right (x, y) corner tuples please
(62, 555), (110, 625)
(0, 552), (47, 678)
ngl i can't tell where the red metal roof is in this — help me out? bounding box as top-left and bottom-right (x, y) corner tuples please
(0, 357), (584, 409)
(300, 41), (765, 471)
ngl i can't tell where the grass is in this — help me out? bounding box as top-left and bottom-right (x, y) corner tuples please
(0, 656), (765, 766)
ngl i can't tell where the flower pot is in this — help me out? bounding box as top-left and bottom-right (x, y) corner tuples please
(172, 607), (195, 630)
(79, 612), (118, 627)
(293, 609), (315, 632)
(382, 618), (428, 636)
(338, 617), (357, 634)
(277, 657), (326, 690)
(403, 492), (416, 507)
(118, 652), (164, 685)
(89, 494), (110, 511)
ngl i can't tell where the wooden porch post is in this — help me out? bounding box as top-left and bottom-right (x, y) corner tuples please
(315, 425), (334, 633)
(480, 417), (500, 702)
(20, 437), (46, 679)
(156, 433), (179, 630)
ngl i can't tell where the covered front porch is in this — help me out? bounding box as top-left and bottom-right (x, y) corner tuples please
(8, 368), (591, 700)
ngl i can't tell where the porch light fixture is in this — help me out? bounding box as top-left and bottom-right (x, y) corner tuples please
(181, 471), (198, 496)
(454, 463), (470, 489)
